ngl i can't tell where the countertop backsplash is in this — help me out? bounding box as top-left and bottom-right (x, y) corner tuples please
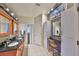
(0, 35), (16, 44)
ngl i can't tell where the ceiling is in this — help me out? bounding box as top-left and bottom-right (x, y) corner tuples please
(6, 3), (55, 18)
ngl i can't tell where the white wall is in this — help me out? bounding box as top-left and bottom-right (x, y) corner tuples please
(18, 23), (26, 31)
(33, 15), (43, 46)
(42, 14), (51, 48)
(42, 14), (48, 26)
(18, 16), (34, 31)
(18, 14), (51, 48)
(18, 16), (34, 24)
(18, 16), (34, 45)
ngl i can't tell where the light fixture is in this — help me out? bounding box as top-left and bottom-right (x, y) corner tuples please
(51, 8), (53, 11)
(11, 13), (14, 16)
(16, 18), (18, 20)
(6, 8), (9, 11)
(54, 10), (58, 13)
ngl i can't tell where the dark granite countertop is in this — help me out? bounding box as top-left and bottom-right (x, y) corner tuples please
(49, 35), (61, 41)
(0, 38), (24, 52)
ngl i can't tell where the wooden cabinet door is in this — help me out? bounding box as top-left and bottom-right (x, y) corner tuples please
(16, 43), (24, 56)
(0, 50), (17, 56)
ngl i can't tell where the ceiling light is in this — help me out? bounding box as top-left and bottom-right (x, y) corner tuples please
(16, 18), (18, 20)
(11, 13), (14, 16)
(6, 8), (9, 11)
(51, 8), (53, 11)
(54, 10), (58, 13)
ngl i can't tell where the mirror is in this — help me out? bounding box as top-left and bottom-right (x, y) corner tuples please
(13, 22), (17, 33)
(0, 15), (9, 33)
(52, 19), (61, 36)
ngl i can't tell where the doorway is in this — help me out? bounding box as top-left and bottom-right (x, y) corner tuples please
(25, 24), (32, 44)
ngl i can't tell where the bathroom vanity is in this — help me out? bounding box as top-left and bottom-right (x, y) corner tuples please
(0, 5), (23, 56)
(0, 36), (24, 56)
(48, 36), (61, 56)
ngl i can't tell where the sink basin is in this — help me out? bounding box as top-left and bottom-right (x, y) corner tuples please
(18, 37), (22, 40)
(8, 42), (19, 47)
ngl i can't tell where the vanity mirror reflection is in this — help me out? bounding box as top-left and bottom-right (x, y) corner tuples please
(13, 22), (18, 35)
(13, 22), (17, 33)
(0, 14), (10, 34)
(52, 16), (61, 37)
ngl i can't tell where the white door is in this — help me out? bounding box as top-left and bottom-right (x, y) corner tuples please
(61, 6), (78, 56)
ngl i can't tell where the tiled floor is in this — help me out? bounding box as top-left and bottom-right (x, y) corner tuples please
(22, 45), (28, 56)
(28, 44), (52, 56)
(22, 44), (52, 56)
